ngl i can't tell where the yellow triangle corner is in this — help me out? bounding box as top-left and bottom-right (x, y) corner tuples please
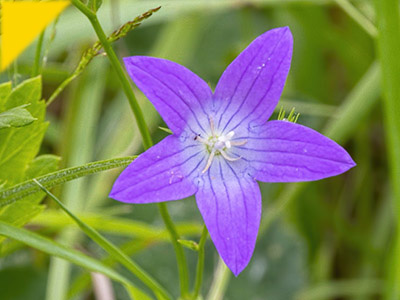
(1, 1), (70, 71)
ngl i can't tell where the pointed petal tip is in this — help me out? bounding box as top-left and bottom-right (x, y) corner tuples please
(346, 157), (357, 170)
(224, 257), (249, 277)
(267, 26), (293, 39)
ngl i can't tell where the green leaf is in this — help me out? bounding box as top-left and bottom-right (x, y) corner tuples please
(25, 154), (61, 179)
(88, 0), (102, 12)
(0, 77), (47, 184)
(0, 220), (142, 294)
(177, 239), (199, 251)
(0, 156), (135, 207)
(0, 202), (45, 243)
(0, 154), (61, 244)
(0, 81), (12, 109)
(0, 105), (37, 129)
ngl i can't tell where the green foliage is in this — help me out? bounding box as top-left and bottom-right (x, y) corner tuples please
(25, 155), (61, 179)
(0, 82), (12, 108)
(0, 78), (58, 245)
(34, 180), (172, 300)
(0, 156), (135, 206)
(0, 220), (146, 298)
(47, 6), (161, 105)
(88, 0), (102, 13)
(0, 105), (36, 129)
(374, 1), (400, 298)
(0, 77), (47, 185)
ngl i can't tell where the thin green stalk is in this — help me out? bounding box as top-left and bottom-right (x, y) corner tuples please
(192, 226), (208, 299)
(0, 156), (136, 206)
(32, 31), (45, 77)
(374, 0), (400, 299)
(70, 0), (152, 149)
(206, 258), (231, 300)
(47, 74), (78, 106)
(33, 179), (172, 300)
(335, 0), (378, 38)
(46, 7), (160, 107)
(158, 202), (190, 297)
(70, 1), (191, 297)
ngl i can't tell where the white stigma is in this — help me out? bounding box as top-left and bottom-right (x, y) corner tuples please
(196, 117), (247, 173)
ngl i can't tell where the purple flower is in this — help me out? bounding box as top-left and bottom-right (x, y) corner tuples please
(110, 27), (355, 276)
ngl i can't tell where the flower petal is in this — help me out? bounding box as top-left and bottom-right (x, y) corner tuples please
(110, 135), (203, 203)
(213, 27), (293, 133)
(196, 158), (261, 276)
(124, 56), (212, 135)
(235, 120), (356, 182)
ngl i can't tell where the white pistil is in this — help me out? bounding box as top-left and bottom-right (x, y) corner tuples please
(202, 150), (215, 173)
(198, 118), (247, 173)
(220, 150), (241, 162)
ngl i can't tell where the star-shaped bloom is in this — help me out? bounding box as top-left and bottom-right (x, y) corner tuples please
(110, 27), (355, 276)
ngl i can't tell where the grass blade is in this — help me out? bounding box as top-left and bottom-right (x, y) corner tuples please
(34, 180), (172, 300)
(0, 220), (150, 298)
(0, 156), (135, 207)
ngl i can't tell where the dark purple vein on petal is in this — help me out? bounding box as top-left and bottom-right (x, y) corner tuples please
(219, 160), (243, 270)
(227, 47), (290, 133)
(207, 166), (229, 261)
(162, 69), (208, 117)
(133, 63), (207, 134)
(223, 159), (250, 262)
(221, 29), (288, 133)
(216, 39), (267, 129)
(240, 156), (328, 174)
(234, 136), (329, 147)
(236, 146), (352, 165)
(129, 156), (206, 198)
(111, 145), (202, 195)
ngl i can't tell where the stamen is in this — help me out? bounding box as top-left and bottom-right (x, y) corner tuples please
(230, 140), (247, 146)
(196, 118), (247, 173)
(277, 106), (300, 123)
(209, 116), (215, 136)
(202, 150), (215, 173)
(196, 135), (209, 145)
(220, 150), (241, 162)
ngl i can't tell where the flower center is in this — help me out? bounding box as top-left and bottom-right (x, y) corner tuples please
(195, 117), (247, 173)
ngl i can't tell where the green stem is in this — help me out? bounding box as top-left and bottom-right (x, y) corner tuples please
(335, 0), (377, 38)
(32, 31), (45, 77)
(33, 179), (172, 300)
(158, 202), (190, 297)
(47, 74), (78, 106)
(70, 1), (192, 297)
(192, 226), (208, 299)
(373, 0), (400, 299)
(206, 258), (231, 300)
(70, 0), (152, 150)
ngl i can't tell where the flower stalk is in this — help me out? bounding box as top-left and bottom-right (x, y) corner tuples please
(70, 0), (191, 297)
(69, 0), (152, 149)
(192, 225), (208, 299)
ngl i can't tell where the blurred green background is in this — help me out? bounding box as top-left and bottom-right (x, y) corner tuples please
(0, 0), (397, 299)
